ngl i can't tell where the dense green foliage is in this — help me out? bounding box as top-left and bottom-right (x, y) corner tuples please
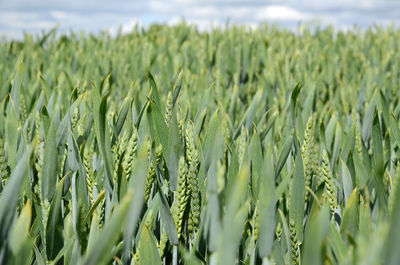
(1, 24), (400, 265)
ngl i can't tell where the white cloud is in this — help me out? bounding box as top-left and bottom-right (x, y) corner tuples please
(0, 11), (54, 30)
(149, 1), (176, 13)
(188, 6), (220, 17)
(50, 11), (69, 20)
(172, 0), (199, 3)
(257, 5), (309, 21)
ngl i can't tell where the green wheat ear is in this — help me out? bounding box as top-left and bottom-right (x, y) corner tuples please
(237, 125), (248, 166)
(289, 219), (300, 265)
(165, 91), (173, 127)
(185, 121), (198, 171)
(0, 137), (7, 188)
(354, 113), (363, 161)
(253, 201), (259, 242)
(172, 156), (188, 240)
(275, 222), (282, 242)
(19, 94), (27, 130)
(112, 132), (128, 189)
(84, 143), (95, 203)
(34, 127), (44, 202)
(176, 105), (185, 139)
(321, 150), (337, 215)
(389, 163), (400, 216)
(159, 228), (168, 258)
(59, 147), (67, 179)
(98, 194), (106, 228)
(133, 249), (140, 265)
(222, 111), (231, 165)
(145, 143), (163, 203)
(122, 127), (138, 180)
(302, 115), (317, 203)
(71, 104), (79, 129)
(185, 121), (200, 238)
(145, 161), (155, 202)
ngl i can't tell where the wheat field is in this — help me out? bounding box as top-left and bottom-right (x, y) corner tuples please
(0, 24), (400, 265)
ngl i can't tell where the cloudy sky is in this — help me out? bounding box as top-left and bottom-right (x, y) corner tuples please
(1, 0), (399, 38)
